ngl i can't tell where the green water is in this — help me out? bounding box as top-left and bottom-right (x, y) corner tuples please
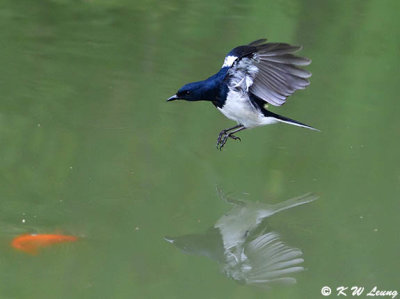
(1, 0), (399, 298)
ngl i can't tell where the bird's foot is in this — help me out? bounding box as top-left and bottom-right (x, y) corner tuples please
(217, 129), (227, 148)
(229, 134), (241, 142)
(216, 131), (241, 150)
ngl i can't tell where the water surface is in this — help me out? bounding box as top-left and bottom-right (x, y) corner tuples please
(0, 0), (399, 298)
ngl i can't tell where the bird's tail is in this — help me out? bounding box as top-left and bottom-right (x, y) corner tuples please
(264, 110), (319, 131)
(268, 193), (318, 215)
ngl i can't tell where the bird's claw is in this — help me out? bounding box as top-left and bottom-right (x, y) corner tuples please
(216, 131), (241, 150)
(216, 130), (226, 150)
(217, 130), (226, 144)
(229, 134), (241, 142)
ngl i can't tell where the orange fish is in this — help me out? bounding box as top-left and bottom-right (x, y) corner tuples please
(11, 234), (78, 254)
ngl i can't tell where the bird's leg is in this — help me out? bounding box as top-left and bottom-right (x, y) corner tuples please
(217, 125), (246, 150)
(227, 126), (246, 141)
(217, 124), (242, 149)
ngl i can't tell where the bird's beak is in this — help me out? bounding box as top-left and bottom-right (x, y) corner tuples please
(167, 94), (179, 102)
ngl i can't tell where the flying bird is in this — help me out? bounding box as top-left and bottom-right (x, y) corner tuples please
(168, 38), (318, 149)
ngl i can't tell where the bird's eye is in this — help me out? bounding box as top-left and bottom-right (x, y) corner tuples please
(185, 90), (190, 95)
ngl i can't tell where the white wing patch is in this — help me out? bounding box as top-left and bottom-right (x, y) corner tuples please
(222, 55), (238, 68)
(228, 57), (258, 92)
(218, 56), (282, 128)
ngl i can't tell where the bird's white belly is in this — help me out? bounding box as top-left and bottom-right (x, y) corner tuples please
(217, 90), (276, 128)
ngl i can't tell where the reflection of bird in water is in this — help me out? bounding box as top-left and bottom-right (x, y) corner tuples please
(165, 192), (317, 288)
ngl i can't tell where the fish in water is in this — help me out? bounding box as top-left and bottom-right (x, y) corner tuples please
(11, 233), (78, 255)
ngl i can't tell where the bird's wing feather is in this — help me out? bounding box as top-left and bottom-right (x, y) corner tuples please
(245, 232), (304, 284)
(223, 39), (311, 106)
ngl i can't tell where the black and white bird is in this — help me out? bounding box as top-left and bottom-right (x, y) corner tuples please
(168, 38), (318, 149)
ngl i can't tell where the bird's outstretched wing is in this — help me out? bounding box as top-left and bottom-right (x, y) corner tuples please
(224, 231), (304, 287)
(222, 39), (312, 106)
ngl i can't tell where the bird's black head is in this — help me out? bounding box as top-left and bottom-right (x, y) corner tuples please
(167, 81), (209, 102)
